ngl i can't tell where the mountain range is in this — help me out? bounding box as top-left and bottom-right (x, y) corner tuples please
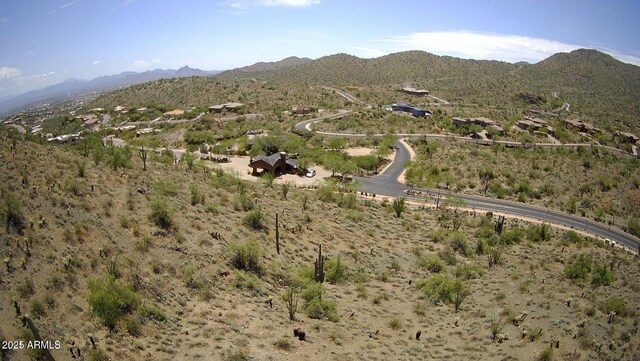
(0, 66), (219, 114)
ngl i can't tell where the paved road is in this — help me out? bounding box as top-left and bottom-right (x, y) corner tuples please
(294, 111), (640, 251)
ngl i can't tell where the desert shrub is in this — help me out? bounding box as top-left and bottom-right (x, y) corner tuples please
(564, 254), (593, 282)
(392, 197), (406, 217)
(109, 146), (132, 171)
(490, 317), (507, 342)
(591, 264), (615, 287)
(537, 347), (553, 361)
(274, 337), (293, 350)
(149, 197), (172, 229)
(204, 202), (219, 214)
(424, 255), (445, 273)
(337, 192), (358, 209)
(287, 265), (314, 288)
(500, 227), (524, 245)
(301, 282), (324, 303)
(243, 208), (264, 230)
(562, 230), (583, 244)
(228, 239), (263, 274)
(603, 297), (627, 316)
(232, 270), (265, 296)
(29, 299), (46, 319)
(527, 224), (551, 242)
(389, 317), (402, 330)
(140, 303), (166, 323)
(189, 184), (205, 205)
(17, 277), (35, 298)
(87, 348), (110, 361)
(87, 276), (139, 331)
(153, 180), (179, 197)
(325, 257), (348, 284)
(416, 274), (454, 304)
(429, 228), (447, 243)
(1, 191), (25, 234)
(123, 316), (141, 336)
(449, 230), (473, 257)
(316, 183), (336, 203)
(305, 298), (339, 322)
(234, 193), (254, 211)
(455, 263), (485, 280)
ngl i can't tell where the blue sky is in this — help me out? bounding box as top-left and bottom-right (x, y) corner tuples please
(1, 0), (639, 98)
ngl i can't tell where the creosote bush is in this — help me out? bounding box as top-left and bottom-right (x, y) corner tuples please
(243, 208), (264, 230)
(228, 239), (263, 274)
(149, 197), (173, 229)
(87, 276), (139, 332)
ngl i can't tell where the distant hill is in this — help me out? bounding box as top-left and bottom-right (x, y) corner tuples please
(216, 49), (640, 128)
(0, 66), (220, 115)
(235, 56), (313, 73)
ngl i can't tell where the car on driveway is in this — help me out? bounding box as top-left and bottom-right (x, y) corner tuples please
(305, 169), (316, 178)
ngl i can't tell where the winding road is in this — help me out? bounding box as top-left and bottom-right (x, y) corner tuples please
(294, 103), (640, 252)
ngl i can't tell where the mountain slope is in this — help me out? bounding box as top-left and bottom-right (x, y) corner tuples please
(0, 67), (220, 115)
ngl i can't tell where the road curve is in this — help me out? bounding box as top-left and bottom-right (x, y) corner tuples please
(294, 112), (640, 251)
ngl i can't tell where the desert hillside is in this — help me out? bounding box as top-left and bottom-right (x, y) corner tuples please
(1, 128), (638, 361)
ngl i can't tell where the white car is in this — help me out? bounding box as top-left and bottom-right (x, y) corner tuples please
(305, 169), (316, 178)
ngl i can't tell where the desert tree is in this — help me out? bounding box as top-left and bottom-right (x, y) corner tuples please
(282, 287), (300, 321)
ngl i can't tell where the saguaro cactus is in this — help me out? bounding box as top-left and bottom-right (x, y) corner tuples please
(139, 146), (148, 171)
(314, 244), (324, 283)
(275, 213), (280, 255)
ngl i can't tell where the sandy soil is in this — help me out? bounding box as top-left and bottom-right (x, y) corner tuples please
(205, 155), (331, 187)
(343, 147), (375, 157)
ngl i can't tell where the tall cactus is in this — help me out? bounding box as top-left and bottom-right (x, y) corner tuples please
(139, 146), (148, 171)
(275, 213), (280, 255)
(314, 244), (324, 283)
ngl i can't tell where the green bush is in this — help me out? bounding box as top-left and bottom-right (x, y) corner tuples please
(140, 303), (166, 323)
(449, 230), (473, 257)
(305, 298), (339, 322)
(29, 299), (46, 319)
(1, 191), (25, 234)
(228, 239), (263, 274)
(87, 348), (110, 361)
(429, 228), (447, 243)
(325, 257), (348, 284)
(564, 254), (593, 282)
(232, 270), (265, 296)
(190, 184), (205, 206)
(455, 263), (485, 280)
(149, 197), (173, 229)
(243, 208), (264, 230)
(603, 297), (627, 316)
(591, 264), (615, 287)
(425, 255), (445, 273)
(500, 227), (524, 245)
(301, 282), (324, 303)
(527, 224), (551, 242)
(153, 180), (179, 197)
(417, 274), (470, 311)
(87, 276), (139, 331)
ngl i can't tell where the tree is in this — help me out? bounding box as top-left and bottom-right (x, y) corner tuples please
(328, 137), (347, 150)
(181, 151), (197, 170)
(392, 197), (406, 218)
(478, 168), (496, 194)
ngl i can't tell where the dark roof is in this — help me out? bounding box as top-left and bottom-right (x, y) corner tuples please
(286, 158), (297, 166)
(254, 153), (283, 167)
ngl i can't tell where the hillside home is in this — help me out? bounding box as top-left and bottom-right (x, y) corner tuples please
(249, 152), (297, 176)
(209, 102), (244, 113)
(615, 131), (640, 144)
(452, 117), (504, 135)
(389, 103), (432, 117)
(564, 118), (601, 133)
(400, 87), (430, 96)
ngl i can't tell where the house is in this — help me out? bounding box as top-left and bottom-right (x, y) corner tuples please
(615, 131), (640, 144)
(564, 118), (601, 133)
(452, 117), (504, 135)
(208, 102), (244, 113)
(400, 87), (429, 96)
(389, 103), (432, 117)
(249, 152), (297, 175)
(292, 106), (317, 115)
